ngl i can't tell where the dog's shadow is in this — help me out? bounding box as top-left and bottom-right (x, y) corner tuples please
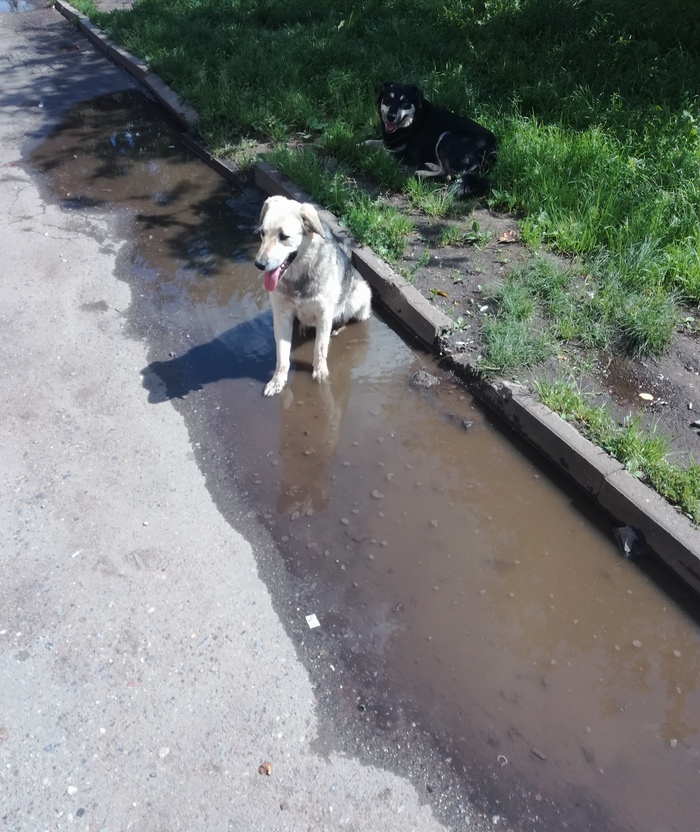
(141, 314), (370, 516)
(141, 312), (275, 402)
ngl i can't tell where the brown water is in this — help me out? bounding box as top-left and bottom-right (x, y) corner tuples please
(30, 90), (700, 832)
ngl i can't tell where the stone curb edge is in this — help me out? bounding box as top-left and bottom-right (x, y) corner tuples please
(54, 1), (700, 595)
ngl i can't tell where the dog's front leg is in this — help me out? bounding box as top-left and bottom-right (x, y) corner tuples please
(264, 306), (295, 396)
(312, 310), (333, 384)
(363, 139), (385, 149)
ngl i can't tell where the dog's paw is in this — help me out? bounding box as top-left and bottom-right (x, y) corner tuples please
(264, 376), (287, 396)
(312, 365), (329, 384)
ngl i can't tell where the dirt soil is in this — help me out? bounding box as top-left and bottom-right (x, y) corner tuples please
(394, 199), (700, 468)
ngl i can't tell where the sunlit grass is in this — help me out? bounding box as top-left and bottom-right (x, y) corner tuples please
(69, 0), (700, 355)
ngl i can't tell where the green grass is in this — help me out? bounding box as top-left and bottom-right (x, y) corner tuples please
(478, 253), (681, 372)
(265, 146), (415, 261)
(535, 378), (700, 522)
(70, 0), (700, 354)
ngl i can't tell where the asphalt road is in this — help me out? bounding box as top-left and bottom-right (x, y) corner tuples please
(0, 7), (451, 830)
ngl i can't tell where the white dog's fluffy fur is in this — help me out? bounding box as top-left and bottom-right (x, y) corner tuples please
(254, 196), (372, 396)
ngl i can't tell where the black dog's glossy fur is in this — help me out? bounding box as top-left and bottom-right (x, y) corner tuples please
(375, 81), (497, 197)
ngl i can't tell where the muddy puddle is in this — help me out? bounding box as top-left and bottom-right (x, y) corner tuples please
(30, 90), (700, 832)
(0, 0), (43, 11)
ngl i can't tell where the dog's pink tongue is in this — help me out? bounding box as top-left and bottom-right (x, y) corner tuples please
(263, 266), (281, 292)
(385, 122), (397, 133)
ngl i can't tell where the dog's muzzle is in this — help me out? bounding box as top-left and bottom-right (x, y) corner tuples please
(383, 111), (412, 134)
(256, 250), (297, 292)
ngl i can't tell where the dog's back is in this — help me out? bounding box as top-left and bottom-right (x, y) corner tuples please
(416, 99), (496, 172)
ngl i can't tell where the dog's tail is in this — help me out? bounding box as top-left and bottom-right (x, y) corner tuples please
(450, 172), (492, 199)
(446, 140), (497, 199)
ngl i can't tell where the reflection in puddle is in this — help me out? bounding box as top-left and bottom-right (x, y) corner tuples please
(31, 90), (700, 832)
(0, 0), (42, 11)
(274, 327), (370, 515)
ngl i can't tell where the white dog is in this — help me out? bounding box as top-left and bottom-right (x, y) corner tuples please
(254, 195), (372, 396)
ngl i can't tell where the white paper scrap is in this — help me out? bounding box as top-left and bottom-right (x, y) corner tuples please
(305, 614), (320, 629)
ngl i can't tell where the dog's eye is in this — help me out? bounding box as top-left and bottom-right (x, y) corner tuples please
(279, 232), (290, 241)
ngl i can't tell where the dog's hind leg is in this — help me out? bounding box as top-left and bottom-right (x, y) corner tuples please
(415, 162), (446, 179)
(351, 279), (372, 322)
(265, 306), (295, 396)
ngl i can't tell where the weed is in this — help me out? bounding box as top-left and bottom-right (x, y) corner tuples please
(480, 318), (554, 374)
(438, 225), (465, 248)
(462, 220), (492, 248)
(404, 179), (456, 219)
(416, 249), (431, 268)
(436, 220), (492, 248)
(535, 378), (700, 522)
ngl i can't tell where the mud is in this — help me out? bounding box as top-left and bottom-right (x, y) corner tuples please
(29, 89), (700, 832)
(379, 199), (700, 472)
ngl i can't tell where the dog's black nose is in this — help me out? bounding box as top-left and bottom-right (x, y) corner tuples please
(254, 260), (266, 271)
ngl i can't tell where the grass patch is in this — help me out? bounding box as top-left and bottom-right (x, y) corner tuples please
(535, 378), (700, 522)
(436, 220), (493, 249)
(479, 252), (681, 373)
(70, 0), (700, 355)
(480, 317), (554, 374)
(266, 146), (414, 261)
(479, 255), (600, 374)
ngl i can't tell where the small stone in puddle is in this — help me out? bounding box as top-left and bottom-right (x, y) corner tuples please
(410, 369), (440, 389)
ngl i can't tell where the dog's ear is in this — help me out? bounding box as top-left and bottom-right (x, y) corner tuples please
(299, 203), (325, 237)
(377, 82), (388, 104)
(257, 198), (270, 229)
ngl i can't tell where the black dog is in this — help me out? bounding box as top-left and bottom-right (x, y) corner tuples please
(370, 81), (497, 197)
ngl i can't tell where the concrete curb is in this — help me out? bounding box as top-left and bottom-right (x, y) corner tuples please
(55, 1), (199, 128)
(52, 1), (700, 595)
